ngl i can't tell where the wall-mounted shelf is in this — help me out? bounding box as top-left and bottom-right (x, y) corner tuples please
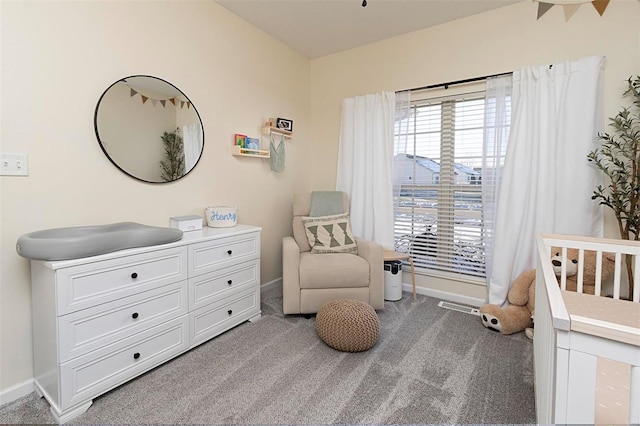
(262, 126), (292, 139)
(231, 145), (270, 158)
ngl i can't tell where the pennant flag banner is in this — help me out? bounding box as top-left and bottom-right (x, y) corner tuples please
(535, 0), (610, 20)
(124, 83), (190, 109)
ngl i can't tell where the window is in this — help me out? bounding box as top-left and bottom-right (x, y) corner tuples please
(394, 91), (509, 279)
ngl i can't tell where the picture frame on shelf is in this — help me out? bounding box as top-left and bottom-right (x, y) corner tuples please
(276, 118), (293, 132)
(245, 137), (259, 150)
(234, 133), (247, 147)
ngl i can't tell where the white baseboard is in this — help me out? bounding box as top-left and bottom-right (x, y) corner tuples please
(0, 378), (34, 406)
(402, 282), (484, 307)
(261, 277), (282, 292)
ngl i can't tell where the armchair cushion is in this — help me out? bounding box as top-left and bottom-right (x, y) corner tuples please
(299, 252), (370, 289)
(302, 213), (357, 254)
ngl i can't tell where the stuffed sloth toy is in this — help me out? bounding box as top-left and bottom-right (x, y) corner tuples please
(480, 247), (616, 337)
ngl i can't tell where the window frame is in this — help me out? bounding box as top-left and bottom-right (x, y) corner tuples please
(394, 90), (490, 281)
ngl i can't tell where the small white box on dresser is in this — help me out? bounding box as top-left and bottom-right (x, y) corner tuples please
(170, 215), (203, 232)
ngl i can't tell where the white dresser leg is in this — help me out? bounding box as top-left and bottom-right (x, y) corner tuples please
(52, 400), (92, 424)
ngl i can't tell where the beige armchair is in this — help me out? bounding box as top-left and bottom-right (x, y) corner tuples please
(282, 192), (384, 314)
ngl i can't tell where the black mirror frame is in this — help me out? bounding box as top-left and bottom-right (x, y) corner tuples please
(94, 75), (205, 184)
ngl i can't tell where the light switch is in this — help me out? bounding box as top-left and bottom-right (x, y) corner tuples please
(1, 153), (29, 176)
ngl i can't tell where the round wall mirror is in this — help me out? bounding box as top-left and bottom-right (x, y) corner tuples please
(94, 75), (204, 183)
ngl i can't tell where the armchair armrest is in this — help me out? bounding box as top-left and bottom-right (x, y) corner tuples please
(355, 237), (384, 309)
(282, 236), (301, 314)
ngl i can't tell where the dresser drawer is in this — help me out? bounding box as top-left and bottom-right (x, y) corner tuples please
(188, 232), (259, 277)
(189, 259), (259, 311)
(60, 316), (189, 409)
(58, 281), (188, 362)
(56, 247), (187, 315)
(191, 287), (260, 346)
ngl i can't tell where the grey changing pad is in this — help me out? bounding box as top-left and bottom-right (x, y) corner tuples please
(16, 222), (184, 261)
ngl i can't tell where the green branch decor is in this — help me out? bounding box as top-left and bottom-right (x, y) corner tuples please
(160, 128), (185, 182)
(587, 76), (640, 298)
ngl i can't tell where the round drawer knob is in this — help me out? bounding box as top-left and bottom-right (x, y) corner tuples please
(133, 352), (140, 360)
(132, 312), (139, 319)
(227, 280), (232, 285)
(227, 250), (232, 255)
(227, 310), (233, 315)
(131, 272), (138, 279)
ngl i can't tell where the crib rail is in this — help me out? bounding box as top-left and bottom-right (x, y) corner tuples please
(541, 233), (640, 302)
(534, 234), (640, 425)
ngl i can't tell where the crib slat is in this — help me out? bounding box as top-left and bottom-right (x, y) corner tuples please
(613, 252), (621, 300)
(595, 251), (602, 296)
(634, 255), (640, 303)
(577, 249), (584, 293)
(560, 247), (567, 290)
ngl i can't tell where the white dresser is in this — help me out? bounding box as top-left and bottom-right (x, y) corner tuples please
(29, 225), (261, 423)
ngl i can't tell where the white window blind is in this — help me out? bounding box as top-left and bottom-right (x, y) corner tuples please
(394, 92), (504, 278)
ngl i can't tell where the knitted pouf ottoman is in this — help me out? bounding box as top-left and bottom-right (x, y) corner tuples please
(316, 299), (380, 352)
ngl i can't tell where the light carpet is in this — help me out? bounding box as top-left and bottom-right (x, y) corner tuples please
(0, 286), (535, 424)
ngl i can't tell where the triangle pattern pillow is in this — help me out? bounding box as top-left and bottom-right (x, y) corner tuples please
(302, 213), (358, 254)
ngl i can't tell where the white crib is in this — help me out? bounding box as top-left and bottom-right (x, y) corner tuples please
(534, 234), (640, 424)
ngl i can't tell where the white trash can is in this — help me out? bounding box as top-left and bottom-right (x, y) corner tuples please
(384, 260), (403, 301)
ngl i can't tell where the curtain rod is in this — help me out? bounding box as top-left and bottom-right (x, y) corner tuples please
(396, 71), (513, 93)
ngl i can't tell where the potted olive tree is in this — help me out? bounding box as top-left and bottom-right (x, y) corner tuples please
(587, 76), (640, 298)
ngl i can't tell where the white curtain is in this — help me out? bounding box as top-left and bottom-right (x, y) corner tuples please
(482, 75), (512, 290)
(336, 91), (396, 249)
(487, 55), (605, 306)
(183, 123), (203, 172)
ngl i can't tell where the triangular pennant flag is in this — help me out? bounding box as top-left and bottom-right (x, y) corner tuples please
(130, 88), (137, 97)
(537, 2), (554, 19)
(180, 101), (185, 109)
(160, 100), (166, 107)
(592, 0), (609, 16)
(187, 101), (191, 109)
(563, 3), (581, 21)
(169, 98), (176, 106)
(141, 95), (148, 104)
(151, 99), (158, 106)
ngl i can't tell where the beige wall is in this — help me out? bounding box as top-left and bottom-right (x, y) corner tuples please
(309, 0), (640, 300)
(0, 0), (310, 393)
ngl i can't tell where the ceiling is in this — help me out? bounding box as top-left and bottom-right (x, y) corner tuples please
(215, 0), (522, 58)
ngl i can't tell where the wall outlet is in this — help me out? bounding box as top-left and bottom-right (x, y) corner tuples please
(1, 153), (29, 176)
